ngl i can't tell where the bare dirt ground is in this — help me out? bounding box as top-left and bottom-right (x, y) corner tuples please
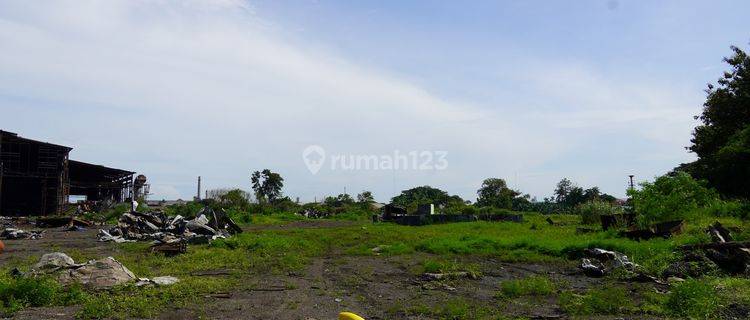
(2, 221), (665, 319)
(0, 223), (117, 266)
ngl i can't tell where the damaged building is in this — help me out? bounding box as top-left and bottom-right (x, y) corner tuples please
(0, 130), (136, 216)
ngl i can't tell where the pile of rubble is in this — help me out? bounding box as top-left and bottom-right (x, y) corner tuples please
(668, 221), (750, 277)
(299, 208), (329, 219)
(21, 252), (178, 290)
(1, 227), (44, 240)
(97, 207), (242, 247)
(579, 248), (638, 278)
(1, 216), (14, 228)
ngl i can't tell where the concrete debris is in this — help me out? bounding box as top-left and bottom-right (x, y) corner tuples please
(97, 229), (134, 243)
(621, 220), (685, 240)
(98, 207), (241, 245)
(34, 252), (80, 270)
(299, 208), (328, 219)
(152, 276), (180, 285)
(30, 252), (177, 290)
(579, 248), (638, 278)
(31, 253), (134, 289)
(135, 276), (180, 287)
(1, 227), (44, 240)
(57, 257), (137, 289)
(669, 222), (749, 277)
(580, 258), (606, 277)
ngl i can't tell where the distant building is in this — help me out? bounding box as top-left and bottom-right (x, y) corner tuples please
(0, 130), (135, 216)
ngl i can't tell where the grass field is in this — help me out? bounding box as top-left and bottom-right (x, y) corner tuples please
(1, 212), (749, 319)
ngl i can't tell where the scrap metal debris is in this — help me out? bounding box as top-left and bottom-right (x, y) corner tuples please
(1, 227), (44, 240)
(97, 207), (242, 246)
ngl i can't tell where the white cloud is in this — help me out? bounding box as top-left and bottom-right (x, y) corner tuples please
(0, 0), (700, 200)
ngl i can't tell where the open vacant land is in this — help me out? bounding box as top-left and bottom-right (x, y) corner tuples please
(2, 212), (749, 320)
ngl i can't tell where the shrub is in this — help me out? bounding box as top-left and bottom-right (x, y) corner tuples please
(628, 172), (719, 227)
(706, 200), (750, 219)
(575, 199), (623, 225)
(461, 206), (477, 215)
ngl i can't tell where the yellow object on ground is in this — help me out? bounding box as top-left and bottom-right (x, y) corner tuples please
(338, 311), (365, 320)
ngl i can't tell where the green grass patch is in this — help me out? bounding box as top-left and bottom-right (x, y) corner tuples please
(498, 275), (556, 298)
(559, 286), (634, 315)
(665, 278), (721, 319)
(420, 259), (481, 277)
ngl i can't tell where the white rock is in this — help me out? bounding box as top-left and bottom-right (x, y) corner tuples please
(34, 252), (77, 270)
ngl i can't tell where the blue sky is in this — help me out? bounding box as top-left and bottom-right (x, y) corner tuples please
(1, 0), (748, 202)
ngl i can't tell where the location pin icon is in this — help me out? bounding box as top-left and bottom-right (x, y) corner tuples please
(302, 145), (326, 175)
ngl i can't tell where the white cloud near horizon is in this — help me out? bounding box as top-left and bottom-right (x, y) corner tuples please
(0, 0), (699, 201)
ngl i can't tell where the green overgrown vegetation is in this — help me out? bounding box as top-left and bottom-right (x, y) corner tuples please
(0, 275), (86, 316)
(575, 199), (623, 225)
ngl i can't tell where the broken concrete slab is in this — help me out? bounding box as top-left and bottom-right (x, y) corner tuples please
(31, 253), (137, 290)
(57, 257), (137, 289)
(33, 252), (80, 270)
(136, 276), (180, 287)
(152, 276), (179, 286)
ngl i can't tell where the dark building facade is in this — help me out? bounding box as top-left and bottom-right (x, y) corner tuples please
(0, 131), (134, 216)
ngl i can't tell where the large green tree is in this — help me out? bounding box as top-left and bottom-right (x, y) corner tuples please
(476, 178), (519, 209)
(391, 186), (461, 210)
(682, 46), (750, 198)
(553, 178), (616, 208)
(250, 169), (284, 204)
